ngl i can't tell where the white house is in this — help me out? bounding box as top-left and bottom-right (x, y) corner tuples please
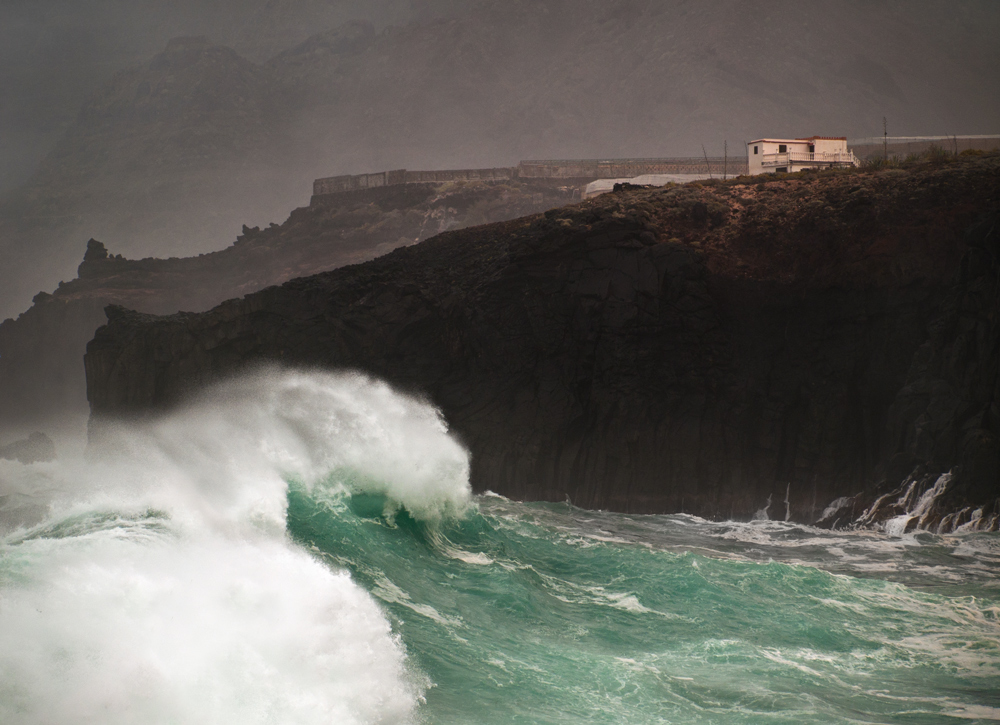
(747, 136), (858, 175)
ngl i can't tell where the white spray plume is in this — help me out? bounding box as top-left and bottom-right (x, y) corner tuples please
(0, 368), (471, 724)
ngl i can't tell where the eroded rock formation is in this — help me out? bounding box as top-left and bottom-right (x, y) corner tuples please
(0, 179), (574, 432)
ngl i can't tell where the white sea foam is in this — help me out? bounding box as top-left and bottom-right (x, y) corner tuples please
(820, 496), (852, 521)
(0, 369), (473, 724)
(0, 533), (423, 724)
(370, 574), (464, 628)
(942, 703), (1000, 719)
(883, 472), (953, 536)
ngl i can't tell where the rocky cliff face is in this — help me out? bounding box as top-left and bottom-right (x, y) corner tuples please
(0, 179), (574, 433)
(85, 155), (1000, 524)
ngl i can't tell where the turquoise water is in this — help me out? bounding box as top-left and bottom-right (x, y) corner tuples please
(293, 488), (1000, 724)
(1, 370), (998, 724)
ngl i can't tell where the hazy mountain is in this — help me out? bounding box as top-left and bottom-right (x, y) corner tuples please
(0, 0), (464, 193)
(2, 0), (998, 319)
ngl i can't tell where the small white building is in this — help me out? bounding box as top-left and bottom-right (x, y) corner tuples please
(747, 136), (858, 175)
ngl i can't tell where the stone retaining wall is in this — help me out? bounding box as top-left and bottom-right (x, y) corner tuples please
(313, 167), (516, 195)
(312, 157), (749, 199)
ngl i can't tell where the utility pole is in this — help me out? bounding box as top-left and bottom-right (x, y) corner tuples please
(724, 140), (728, 181)
(702, 144), (713, 180)
(883, 117), (888, 160)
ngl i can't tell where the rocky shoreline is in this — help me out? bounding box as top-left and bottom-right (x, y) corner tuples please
(85, 155), (1000, 524)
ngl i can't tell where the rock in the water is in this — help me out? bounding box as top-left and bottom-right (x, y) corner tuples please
(0, 432), (56, 464)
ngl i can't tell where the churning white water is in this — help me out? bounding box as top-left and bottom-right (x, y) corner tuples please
(0, 369), (472, 724)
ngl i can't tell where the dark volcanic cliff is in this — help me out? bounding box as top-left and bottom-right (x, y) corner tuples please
(86, 155), (1000, 523)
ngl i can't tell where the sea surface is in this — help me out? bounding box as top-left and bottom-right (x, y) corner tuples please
(1, 370), (998, 724)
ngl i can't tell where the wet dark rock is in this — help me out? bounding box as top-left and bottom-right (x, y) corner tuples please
(82, 239), (109, 264)
(815, 208), (1000, 531)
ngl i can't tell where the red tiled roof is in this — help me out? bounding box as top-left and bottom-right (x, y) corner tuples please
(796, 136), (847, 141)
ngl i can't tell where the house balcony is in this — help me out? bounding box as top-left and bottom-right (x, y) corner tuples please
(761, 151), (858, 168)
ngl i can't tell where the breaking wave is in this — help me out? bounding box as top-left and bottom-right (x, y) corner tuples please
(0, 369), (471, 724)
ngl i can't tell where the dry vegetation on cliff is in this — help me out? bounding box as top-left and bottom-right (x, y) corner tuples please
(571, 152), (999, 288)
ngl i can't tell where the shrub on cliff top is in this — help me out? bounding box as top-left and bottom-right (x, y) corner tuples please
(924, 144), (952, 164)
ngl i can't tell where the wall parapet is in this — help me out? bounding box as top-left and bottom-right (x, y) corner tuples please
(313, 167), (516, 196)
(312, 157), (750, 199)
(517, 157), (745, 178)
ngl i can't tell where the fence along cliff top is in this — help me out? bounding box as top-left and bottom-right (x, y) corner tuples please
(312, 158), (747, 198)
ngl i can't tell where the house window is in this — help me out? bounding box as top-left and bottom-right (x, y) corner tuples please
(778, 144), (787, 153)
(775, 167), (787, 173)
(753, 146), (758, 154)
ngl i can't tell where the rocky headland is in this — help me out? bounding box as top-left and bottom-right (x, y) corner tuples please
(0, 179), (574, 433)
(86, 154), (1000, 528)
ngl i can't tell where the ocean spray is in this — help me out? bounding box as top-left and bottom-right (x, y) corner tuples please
(0, 369), (471, 724)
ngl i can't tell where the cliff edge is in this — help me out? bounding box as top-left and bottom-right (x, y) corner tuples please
(85, 155), (1000, 524)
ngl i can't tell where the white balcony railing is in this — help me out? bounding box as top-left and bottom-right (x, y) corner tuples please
(762, 151), (858, 167)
